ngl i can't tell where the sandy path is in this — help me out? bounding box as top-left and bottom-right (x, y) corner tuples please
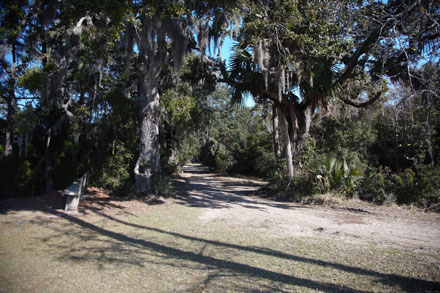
(173, 164), (440, 253)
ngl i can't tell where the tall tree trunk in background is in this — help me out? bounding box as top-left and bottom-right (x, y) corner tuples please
(44, 128), (54, 193)
(40, 39), (54, 193)
(72, 133), (79, 170)
(272, 103), (281, 159)
(4, 44), (17, 157)
(18, 135), (23, 158)
(425, 104), (435, 166)
(277, 104), (294, 179)
(134, 70), (161, 193)
(4, 95), (15, 157)
(25, 133), (29, 157)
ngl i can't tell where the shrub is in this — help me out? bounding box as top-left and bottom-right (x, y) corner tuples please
(95, 144), (134, 194)
(359, 166), (396, 204)
(415, 164), (440, 208)
(266, 171), (315, 201)
(176, 134), (201, 167)
(253, 152), (284, 180)
(154, 175), (176, 197)
(16, 160), (40, 195)
(391, 168), (418, 204)
(391, 164), (440, 207)
(199, 139), (218, 169)
(311, 156), (363, 196)
(214, 144), (234, 172)
(0, 157), (40, 198)
(359, 163), (440, 208)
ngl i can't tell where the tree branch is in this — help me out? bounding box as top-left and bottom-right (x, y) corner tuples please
(339, 91), (383, 108)
(335, 28), (380, 87)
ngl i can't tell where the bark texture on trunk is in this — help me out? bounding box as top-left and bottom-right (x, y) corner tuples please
(425, 109), (435, 166)
(272, 103), (281, 159)
(277, 104), (294, 179)
(275, 96), (315, 177)
(44, 128), (54, 193)
(4, 95), (15, 157)
(291, 105), (313, 163)
(132, 14), (169, 194)
(134, 74), (161, 194)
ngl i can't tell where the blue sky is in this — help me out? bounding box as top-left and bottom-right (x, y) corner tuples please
(218, 36), (256, 107)
(3, 30), (252, 108)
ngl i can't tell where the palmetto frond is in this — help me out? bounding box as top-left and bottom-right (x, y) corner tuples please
(229, 44), (262, 106)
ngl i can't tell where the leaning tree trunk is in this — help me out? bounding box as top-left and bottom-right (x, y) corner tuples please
(277, 104), (294, 179)
(134, 72), (161, 194)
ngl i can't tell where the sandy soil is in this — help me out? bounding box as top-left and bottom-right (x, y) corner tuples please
(173, 164), (440, 253)
(1, 163), (439, 254)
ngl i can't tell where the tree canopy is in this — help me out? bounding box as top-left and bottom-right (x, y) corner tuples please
(0, 0), (439, 207)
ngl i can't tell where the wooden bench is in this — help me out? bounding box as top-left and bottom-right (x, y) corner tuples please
(64, 172), (89, 211)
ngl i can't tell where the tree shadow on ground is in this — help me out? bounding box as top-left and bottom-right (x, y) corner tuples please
(0, 191), (66, 214)
(0, 188), (138, 218)
(30, 209), (440, 293)
(172, 172), (303, 211)
(1, 164), (439, 291)
(35, 211), (364, 292)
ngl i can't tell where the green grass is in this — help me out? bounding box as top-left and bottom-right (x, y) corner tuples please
(0, 204), (439, 292)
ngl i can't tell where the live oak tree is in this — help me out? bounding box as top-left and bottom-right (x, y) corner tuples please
(19, 0), (126, 191)
(6, 0), (238, 194)
(122, 0), (239, 193)
(1, 0), (438, 202)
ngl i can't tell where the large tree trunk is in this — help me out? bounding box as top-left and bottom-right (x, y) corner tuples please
(272, 103), (281, 159)
(131, 14), (168, 194)
(291, 105), (313, 163)
(277, 104), (294, 179)
(134, 73), (161, 194)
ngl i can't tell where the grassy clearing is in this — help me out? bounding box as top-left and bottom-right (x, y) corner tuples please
(0, 202), (439, 293)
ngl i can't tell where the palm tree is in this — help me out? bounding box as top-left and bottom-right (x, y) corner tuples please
(221, 0), (439, 180)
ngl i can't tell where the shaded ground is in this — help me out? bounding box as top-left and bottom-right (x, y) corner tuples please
(0, 163), (439, 292)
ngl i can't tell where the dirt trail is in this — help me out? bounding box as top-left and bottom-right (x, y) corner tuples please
(1, 163), (439, 292)
(173, 164), (440, 253)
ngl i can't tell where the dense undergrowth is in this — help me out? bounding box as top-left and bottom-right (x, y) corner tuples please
(185, 87), (440, 210)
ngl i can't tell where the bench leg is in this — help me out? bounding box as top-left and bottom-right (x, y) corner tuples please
(65, 195), (80, 211)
